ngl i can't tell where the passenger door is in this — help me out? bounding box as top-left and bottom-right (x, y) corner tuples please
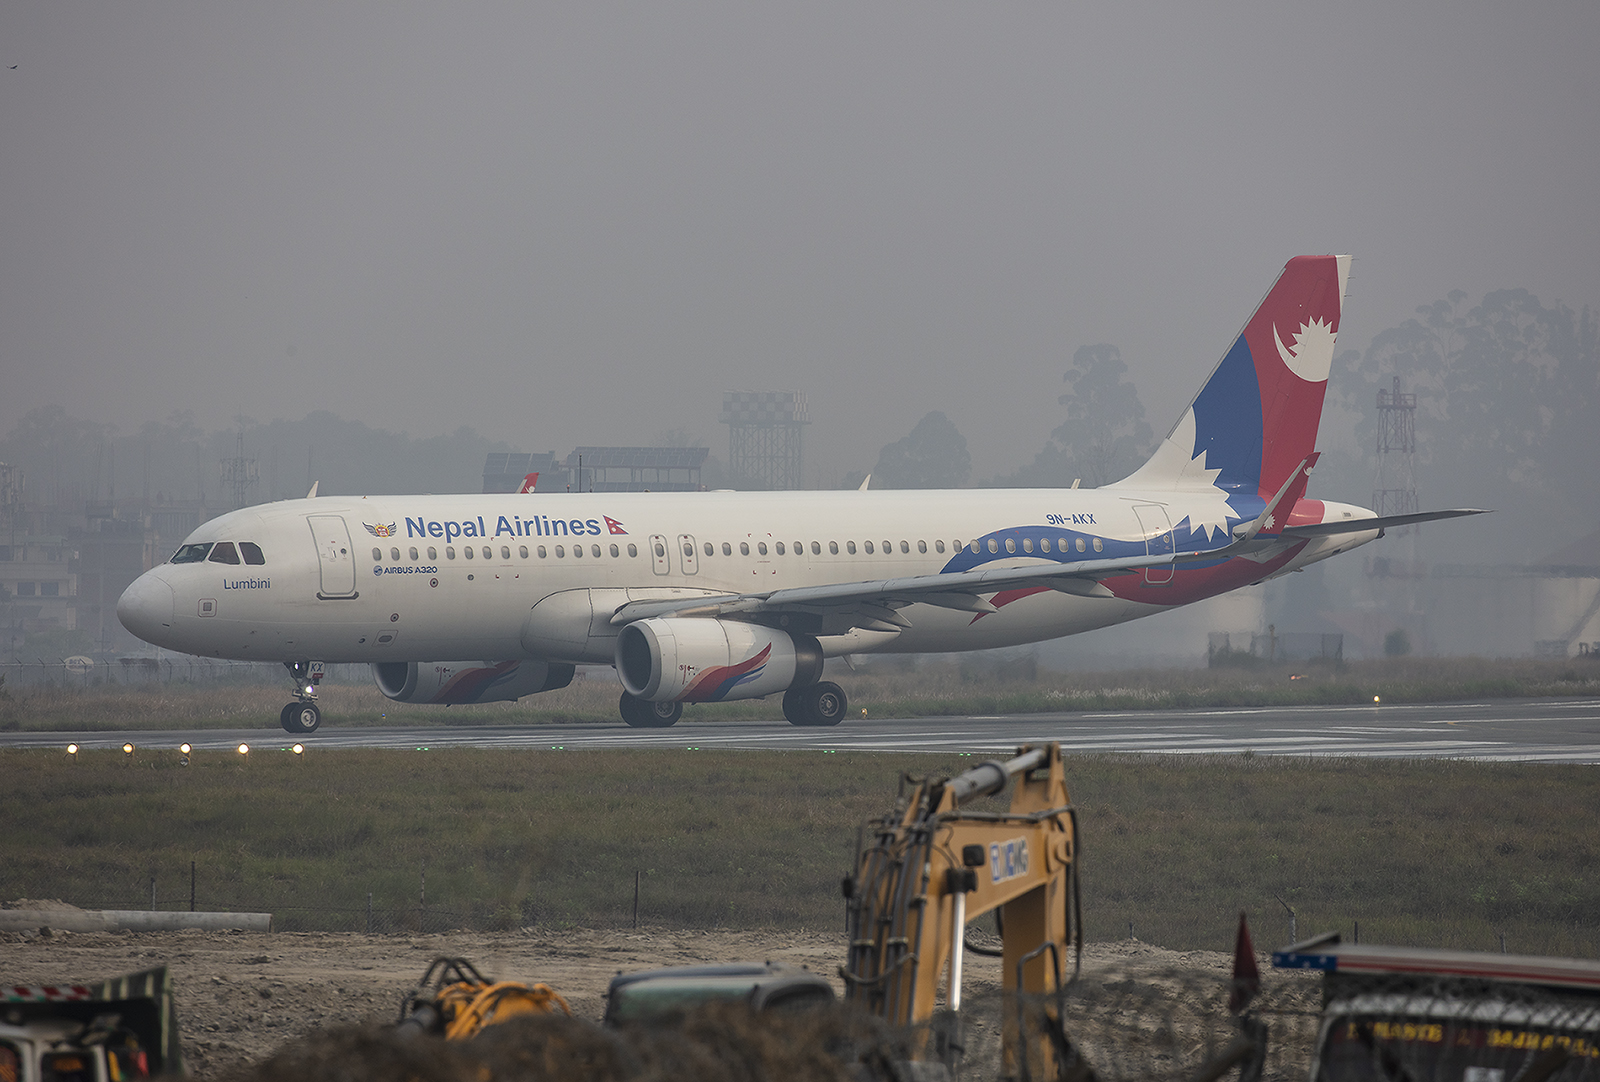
(307, 515), (359, 598)
(1131, 504), (1175, 585)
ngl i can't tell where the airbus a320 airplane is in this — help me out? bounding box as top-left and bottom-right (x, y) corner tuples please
(118, 256), (1483, 733)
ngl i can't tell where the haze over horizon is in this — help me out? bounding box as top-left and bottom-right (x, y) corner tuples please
(4, 3), (1597, 499)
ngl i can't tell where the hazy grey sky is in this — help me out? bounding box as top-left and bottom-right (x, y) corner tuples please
(3, 2), (1596, 485)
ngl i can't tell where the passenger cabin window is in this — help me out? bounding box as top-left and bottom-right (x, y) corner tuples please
(758, 542), (768, 555)
(811, 541), (821, 555)
(171, 542), (214, 563)
(464, 546), (474, 559)
(704, 542), (714, 557)
(610, 544), (620, 557)
(501, 546), (511, 559)
(520, 546), (529, 558)
(1005, 538), (1016, 553)
(881, 540), (891, 553)
(627, 544), (638, 557)
(591, 544), (601, 558)
(371, 547), (382, 561)
(409, 546), (420, 560)
(829, 541), (838, 554)
(537, 545), (547, 558)
(864, 541), (873, 554)
(847, 541), (856, 554)
(1076, 538), (1086, 552)
(900, 541), (909, 554)
(428, 546), (438, 560)
(1093, 538), (1103, 552)
(446, 546), (456, 559)
(722, 542), (732, 556)
(555, 545), (565, 558)
(740, 542), (750, 555)
(775, 542), (785, 555)
(208, 542), (240, 564)
(241, 542), (266, 565)
(573, 544), (583, 558)
(391, 547), (401, 561)
(935, 540), (945, 553)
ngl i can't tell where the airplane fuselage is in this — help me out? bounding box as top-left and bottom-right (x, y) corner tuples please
(118, 487), (1378, 665)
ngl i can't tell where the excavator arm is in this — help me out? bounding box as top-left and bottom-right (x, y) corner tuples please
(842, 743), (1085, 1080)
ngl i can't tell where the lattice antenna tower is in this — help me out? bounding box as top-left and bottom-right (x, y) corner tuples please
(720, 391), (809, 490)
(1373, 375), (1418, 533)
(220, 429), (259, 510)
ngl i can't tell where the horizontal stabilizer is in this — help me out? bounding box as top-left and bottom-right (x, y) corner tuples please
(1283, 508), (1491, 537)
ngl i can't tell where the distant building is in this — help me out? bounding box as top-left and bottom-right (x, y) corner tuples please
(482, 448), (710, 495)
(482, 452), (561, 493)
(564, 447), (708, 492)
(0, 535), (79, 651)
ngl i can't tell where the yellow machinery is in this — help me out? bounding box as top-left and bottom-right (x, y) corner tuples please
(397, 957), (571, 1040)
(842, 742), (1083, 1080)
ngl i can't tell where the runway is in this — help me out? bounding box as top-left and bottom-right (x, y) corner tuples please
(8, 697), (1600, 762)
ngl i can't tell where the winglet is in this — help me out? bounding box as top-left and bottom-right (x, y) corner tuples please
(858, 474), (871, 492)
(306, 481), (319, 499)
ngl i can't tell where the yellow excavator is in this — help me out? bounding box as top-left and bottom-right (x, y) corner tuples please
(842, 742), (1085, 1080)
(396, 957), (571, 1040)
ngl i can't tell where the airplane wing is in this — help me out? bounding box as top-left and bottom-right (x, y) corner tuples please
(606, 547), (1206, 629)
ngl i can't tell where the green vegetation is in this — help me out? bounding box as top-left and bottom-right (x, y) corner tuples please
(2, 656), (1596, 732)
(2, 748), (1595, 959)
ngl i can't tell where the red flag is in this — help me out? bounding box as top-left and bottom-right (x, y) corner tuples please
(1229, 911), (1261, 1014)
(604, 515), (628, 535)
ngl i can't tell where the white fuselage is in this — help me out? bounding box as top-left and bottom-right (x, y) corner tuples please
(117, 487), (1378, 665)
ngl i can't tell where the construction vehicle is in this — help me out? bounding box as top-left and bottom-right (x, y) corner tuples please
(841, 742), (1084, 1080)
(396, 957), (571, 1040)
(1274, 933), (1600, 1082)
(0, 967), (183, 1082)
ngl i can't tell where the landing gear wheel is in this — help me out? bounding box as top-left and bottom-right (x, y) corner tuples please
(619, 693), (682, 728)
(281, 702), (321, 734)
(783, 681), (848, 727)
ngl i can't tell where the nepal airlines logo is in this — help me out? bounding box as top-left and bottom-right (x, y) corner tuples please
(1273, 317), (1338, 384)
(364, 522), (398, 538)
(604, 516), (628, 536)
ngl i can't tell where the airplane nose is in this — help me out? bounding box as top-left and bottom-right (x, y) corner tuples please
(118, 572), (174, 644)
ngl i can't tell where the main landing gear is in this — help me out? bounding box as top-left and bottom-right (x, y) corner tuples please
(783, 681), (848, 727)
(280, 660), (323, 734)
(619, 693), (683, 728)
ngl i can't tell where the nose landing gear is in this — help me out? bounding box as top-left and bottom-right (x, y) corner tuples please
(281, 661), (324, 734)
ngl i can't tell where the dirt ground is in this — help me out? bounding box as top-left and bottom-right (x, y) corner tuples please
(3, 911), (1302, 1080)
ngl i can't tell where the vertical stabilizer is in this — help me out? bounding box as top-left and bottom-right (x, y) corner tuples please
(1112, 255), (1350, 501)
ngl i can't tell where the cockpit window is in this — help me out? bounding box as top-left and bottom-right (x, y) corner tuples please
(208, 542), (241, 564)
(240, 542), (266, 565)
(171, 542), (214, 564)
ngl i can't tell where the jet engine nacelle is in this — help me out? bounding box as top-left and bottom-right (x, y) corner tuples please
(371, 659), (575, 705)
(615, 618), (823, 703)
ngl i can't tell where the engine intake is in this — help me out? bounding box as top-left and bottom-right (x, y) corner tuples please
(615, 618), (823, 703)
(372, 660), (575, 705)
